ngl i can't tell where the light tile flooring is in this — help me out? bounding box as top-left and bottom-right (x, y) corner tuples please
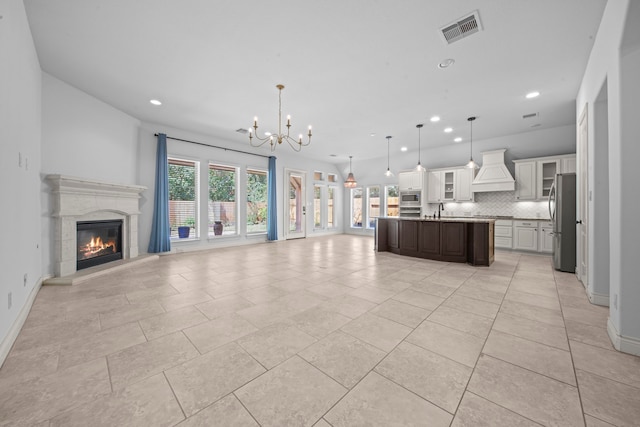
(1, 235), (639, 426)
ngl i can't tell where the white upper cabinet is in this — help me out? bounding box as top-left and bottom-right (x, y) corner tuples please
(426, 167), (474, 203)
(514, 161), (536, 200)
(514, 154), (575, 201)
(537, 159), (560, 200)
(455, 167), (474, 202)
(562, 156), (577, 173)
(398, 171), (424, 191)
(427, 171), (442, 203)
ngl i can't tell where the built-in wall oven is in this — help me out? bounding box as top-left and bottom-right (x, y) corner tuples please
(399, 190), (422, 218)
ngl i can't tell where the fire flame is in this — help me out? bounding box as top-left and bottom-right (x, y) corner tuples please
(79, 235), (117, 259)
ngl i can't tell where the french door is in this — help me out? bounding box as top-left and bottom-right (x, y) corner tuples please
(285, 169), (306, 239)
(577, 104), (589, 284)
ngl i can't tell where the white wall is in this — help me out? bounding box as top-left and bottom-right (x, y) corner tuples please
(137, 123), (344, 254)
(40, 73), (140, 183)
(0, 0), (43, 362)
(576, 0), (640, 354)
(342, 124), (576, 236)
(40, 73), (141, 275)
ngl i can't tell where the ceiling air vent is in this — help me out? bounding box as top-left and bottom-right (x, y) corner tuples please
(440, 10), (482, 44)
(236, 128), (248, 134)
(522, 112), (539, 120)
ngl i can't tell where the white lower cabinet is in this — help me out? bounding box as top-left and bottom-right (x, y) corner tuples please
(494, 220), (513, 249)
(513, 220), (538, 251)
(538, 221), (553, 253)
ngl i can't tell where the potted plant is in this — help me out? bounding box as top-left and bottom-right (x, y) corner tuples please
(178, 217), (195, 238)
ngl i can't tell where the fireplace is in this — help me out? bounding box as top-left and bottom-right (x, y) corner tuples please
(77, 220), (123, 270)
(46, 175), (146, 279)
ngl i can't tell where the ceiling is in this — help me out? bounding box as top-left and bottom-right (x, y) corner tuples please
(24, 0), (607, 163)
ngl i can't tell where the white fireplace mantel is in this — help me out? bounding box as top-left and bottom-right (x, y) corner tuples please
(46, 175), (147, 278)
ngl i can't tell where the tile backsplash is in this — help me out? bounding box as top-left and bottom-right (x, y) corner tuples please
(426, 191), (551, 219)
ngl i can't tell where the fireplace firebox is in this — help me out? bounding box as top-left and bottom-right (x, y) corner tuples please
(77, 220), (123, 270)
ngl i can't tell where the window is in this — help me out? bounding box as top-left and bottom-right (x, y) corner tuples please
(327, 186), (335, 228)
(246, 168), (268, 234)
(367, 186), (380, 228)
(168, 158), (199, 239)
(386, 185), (399, 217)
(208, 163), (238, 237)
(328, 174), (337, 183)
(314, 185), (322, 229)
(314, 171), (324, 181)
(351, 188), (363, 228)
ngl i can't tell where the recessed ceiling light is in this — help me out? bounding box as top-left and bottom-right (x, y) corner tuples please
(438, 59), (455, 69)
(264, 132), (271, 136)
(430, 116), (441, 122)
(370, 133), (376, 137)
(454, 137), (463, 143)
(329, 154), (337, 157)
(150, 99), (162, 106)
(526, 91), (540, 99)
(444, 127), (453, 133)
(401, 147), (408, 152)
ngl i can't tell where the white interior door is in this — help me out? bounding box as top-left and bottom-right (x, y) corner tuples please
(285, 169), (306, 239)
(578, 104), (589, 283)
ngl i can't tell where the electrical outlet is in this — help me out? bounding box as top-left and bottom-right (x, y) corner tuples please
(614, 294), (618, 309)
(8, 292), (12, 310)
(24, 273), (28, 287)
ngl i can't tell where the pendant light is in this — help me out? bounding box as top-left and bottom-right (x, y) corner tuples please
(466, 116), (479, 169)
(415, 124), (426, 172)
(384, 136), (394, 177)
(344, 155), (358, 188)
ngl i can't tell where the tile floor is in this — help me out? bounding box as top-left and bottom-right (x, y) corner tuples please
(1, 235), (639, 426)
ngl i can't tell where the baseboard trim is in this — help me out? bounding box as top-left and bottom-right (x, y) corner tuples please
(0, 276), (46, 367)
(588, 291), (610, 307)
(607, 318), (640, 356)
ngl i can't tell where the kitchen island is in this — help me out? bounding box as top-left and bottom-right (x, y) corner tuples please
(376, 217), (495, 266)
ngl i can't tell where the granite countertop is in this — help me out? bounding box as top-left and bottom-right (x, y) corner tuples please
(380, 216), (496, 223)
(382, 215), (552, 222)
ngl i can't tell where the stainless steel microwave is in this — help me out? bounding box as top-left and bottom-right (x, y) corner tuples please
(400, 191), (421, 206)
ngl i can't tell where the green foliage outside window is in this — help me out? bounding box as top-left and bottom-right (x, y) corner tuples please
(168, 163), (195, 200)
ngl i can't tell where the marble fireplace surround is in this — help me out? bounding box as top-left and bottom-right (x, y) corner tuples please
(46, 175), (147, 280)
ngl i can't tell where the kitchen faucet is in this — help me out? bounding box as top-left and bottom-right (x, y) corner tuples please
(438, 202), (444, 219)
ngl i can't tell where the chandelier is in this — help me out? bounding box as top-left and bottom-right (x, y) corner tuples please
(249, 84), (312, 152)
(344, 156), (358, 188)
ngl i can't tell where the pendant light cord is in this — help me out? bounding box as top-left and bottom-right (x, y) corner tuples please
(387, 137), (391, 169)
(468, 116), (476, 161)
(416, 124), (424, 169)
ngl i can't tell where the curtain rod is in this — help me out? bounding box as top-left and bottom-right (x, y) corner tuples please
(155, 134), (272, 159)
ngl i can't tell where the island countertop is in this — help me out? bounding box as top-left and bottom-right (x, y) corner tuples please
(376, 217), (494, 266)
(380, 216), (496, 223)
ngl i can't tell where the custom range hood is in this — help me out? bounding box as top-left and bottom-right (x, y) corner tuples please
(471, 149), (515, 192)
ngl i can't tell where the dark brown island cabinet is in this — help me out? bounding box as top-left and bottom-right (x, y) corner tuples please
(375, 217), (495, 266)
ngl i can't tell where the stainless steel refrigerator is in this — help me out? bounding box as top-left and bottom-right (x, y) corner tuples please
(548, 173), (576, 272)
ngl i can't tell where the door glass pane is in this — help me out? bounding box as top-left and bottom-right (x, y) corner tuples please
(289, 175), (303, 232)
(351, 188), (363, 228)
(314, 185), (322, 228)
(386, 185), (399, 216)
(328, 187), (335, 228)
(367, 186), (380, 228)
